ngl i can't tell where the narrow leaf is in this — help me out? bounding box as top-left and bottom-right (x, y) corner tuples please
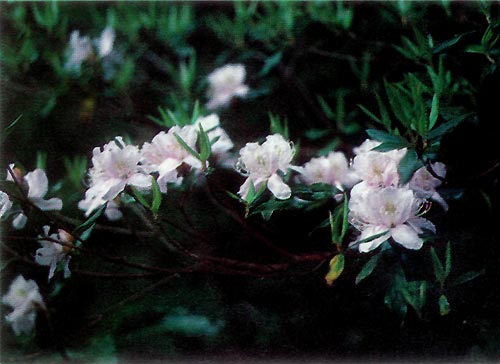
(151, 177), (162, 213)
(430, 247), (446, 285)
(174, 133), (201, 160)
(355, 252), (381, 284)
(445, 241), (452, 278)
(429, 93), (440, 131)
(73, 204), (106, 236)
(451, 270), (485, 287)
(339, 193), (349, 242)
(130, 186), (150, 209)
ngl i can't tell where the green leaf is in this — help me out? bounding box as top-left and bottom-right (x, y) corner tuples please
(372, 142), (409, 152)
(130, 186), (150, 209)
(366, 129), (408, 147)
(259, 51), (282, 77)
(197, 123), (212, 162)
(433, 31), (475, 54)
(1, 114), (23, 143)
(151, 178), (162, 214)
(355, 251), (382, 285)
(398, 149), (423, 185)
(429, 93), (440, 131)
(427, 112), (471, 140)
(356, 230), (390, 244)
(358, 104), (382, 125)
(445, 241), (452, 278)
(339, 193), (349, 242)
(79, 223), (95, 241)
(174, 132), (201, 160)
(439, 294), (450, 316)
(451, 269), (485, 287)
(325, 254), (345, 286)
(73, 204), (106, 237)
(430, 247), (446, 285)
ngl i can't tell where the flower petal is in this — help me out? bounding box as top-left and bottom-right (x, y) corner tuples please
(25, 169), (48, 199)
(358, 226), (390, 253)
(267, 174), (291, 200)
(391, 224), (423, 250)
(32, 197), (63, 211)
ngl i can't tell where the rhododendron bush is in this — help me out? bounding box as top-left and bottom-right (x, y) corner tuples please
(1, 2), (499, 363)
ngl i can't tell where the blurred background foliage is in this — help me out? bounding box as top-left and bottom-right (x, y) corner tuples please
(1, 1), (500, 363)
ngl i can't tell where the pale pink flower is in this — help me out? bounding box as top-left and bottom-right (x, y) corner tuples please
(349, 184), (435, 252)
(95, 26), (115, 57)
(207, 64), (249, 109)
(351, 141), (406, 188)
(79, 137), (151, 216)
(298, 151), (359, 190)
(236, 134), (295, 200)
(36, 226), (73, 281)
(65, 30), (92, 71)
(409, 162), (448, 211)
(3, 275), (45, 336)
(141, 126), (201, 193)
(6, 166), (63, 229)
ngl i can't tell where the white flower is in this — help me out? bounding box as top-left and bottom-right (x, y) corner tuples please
(6, 166), (63, 229)
(2, 275), (45, 336)
(65, 30), (92, 72)
(298, 151), (359, 190)
(195, 114), (234, 156)
(206, 64), (249, 109)
(65, 26), (115, 73)
(351, 141), (406, 188)
(141, 126), (201, 193)
(79, 137), (151, 216)
(95, 26), (115, 57)
(409, 162), (448, 211)
(348, 184), (435, 252)
(0, 191), (13, 219)
(236, 134), (295, 200)
(36, 226), (73, 281)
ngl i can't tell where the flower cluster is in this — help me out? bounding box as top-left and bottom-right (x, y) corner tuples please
(79, 115), (234, 217)
(234, 136), (447, 253)
(2, 275), (46, 336)
(347, 140), (445, 252)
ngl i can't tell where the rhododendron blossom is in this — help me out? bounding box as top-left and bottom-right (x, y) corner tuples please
(36, 226), (73, 281)
(79, 137), (151, 216)
(299, 151), (358, 190)
(409, 162), (448, 211)
(206, 64), (249, 109)
(2, 275), (45, 336)
(65, 30), (93, 71)
(236, 134), (295, 200)
(141, 126), (201, 193)
(95, 26), (115, 57)
(349, 184), (435, 252)
(65, 26), (115, 72)
(351, 143), (406, 188)
(6, 166), (63, 229)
